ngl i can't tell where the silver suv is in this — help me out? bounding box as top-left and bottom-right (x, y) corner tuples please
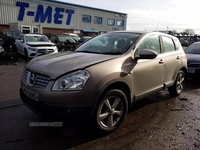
(20, 31), (187, 133)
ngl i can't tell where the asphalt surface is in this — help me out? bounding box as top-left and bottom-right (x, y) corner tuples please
(1, 59), (200, 150)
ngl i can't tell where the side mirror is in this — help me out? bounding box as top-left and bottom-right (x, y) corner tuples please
(20, 39), (24, 43)
(135, 49), (158, 60)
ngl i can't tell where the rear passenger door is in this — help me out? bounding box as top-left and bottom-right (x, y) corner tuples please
(133, 34), (165, 99)
(161, 36), (182, 85)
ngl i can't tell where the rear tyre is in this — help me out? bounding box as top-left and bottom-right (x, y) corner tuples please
(93, 89), (128, 133)
(168, 70), (185, 97)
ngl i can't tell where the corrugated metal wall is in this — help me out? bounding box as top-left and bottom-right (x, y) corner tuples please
(0, 0), (127, 32)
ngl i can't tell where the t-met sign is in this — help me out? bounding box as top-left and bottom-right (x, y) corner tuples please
(16, 2), (75, 25)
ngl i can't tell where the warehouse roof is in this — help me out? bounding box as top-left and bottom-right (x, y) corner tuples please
(47, 0), (127, 15)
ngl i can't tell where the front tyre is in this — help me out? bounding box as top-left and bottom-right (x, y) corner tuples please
(168, 70), (185, 97)
(94, 89), (128, 133)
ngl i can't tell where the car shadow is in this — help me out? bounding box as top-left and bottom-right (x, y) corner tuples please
(184, 77), (200, 91)
(25, 115), (108, 149)
(3, 87), (191, 150)
(24, 90), (173, 149)
(128, 89), (171, 113)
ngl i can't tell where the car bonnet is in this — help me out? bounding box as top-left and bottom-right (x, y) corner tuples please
(25, 51), (119, 79)
(187, 53), (200, 63)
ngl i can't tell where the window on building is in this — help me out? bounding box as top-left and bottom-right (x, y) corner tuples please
(107, 18), (115, 26)
(116, 20), (124, 26)
(82, 15), (91, 23)
(94, 16), (103, 24)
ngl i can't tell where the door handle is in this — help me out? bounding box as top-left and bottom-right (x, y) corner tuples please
(177, 56), (180, 60)
(159, 59), (164, 64)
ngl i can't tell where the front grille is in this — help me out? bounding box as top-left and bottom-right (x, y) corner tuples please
(22, 69), (50, 89)
(188, 63), (200, 68)
(37, 49), (54, 54)
(27, 44), (54, 47)
(22, 69), (28, 82)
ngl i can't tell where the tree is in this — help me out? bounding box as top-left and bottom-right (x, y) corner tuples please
(183, 29), (195, 35)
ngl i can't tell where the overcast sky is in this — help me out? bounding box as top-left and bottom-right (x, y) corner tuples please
(57, 0), (200, 34)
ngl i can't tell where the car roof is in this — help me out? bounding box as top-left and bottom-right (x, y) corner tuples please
(57, 34), (70, 36)
(23, 34), (44, 36)
(108, 30), (173, 35)
(191, 41), (200, 44)
(63, 33), (79, 36)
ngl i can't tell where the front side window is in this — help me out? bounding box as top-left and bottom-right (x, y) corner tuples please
(94, 16), (102, 24)
(107, 18), (115, 26)
(116, 20), (124, 26)
(162, 36), (175, 52)
(137, 35), (161, 55)
(137, 35), (161, 54)
(82, 15), (91, 23)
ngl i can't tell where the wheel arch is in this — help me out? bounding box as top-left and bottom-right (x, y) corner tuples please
(92, 81), (132, 117)
(181, 66), (187, 75)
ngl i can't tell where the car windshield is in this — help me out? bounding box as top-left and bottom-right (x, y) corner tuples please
(58, 35), (76, 43)
(185, 43), (200, 54)
(75, 32), (140, 54)
(72, 36), (80, 42)
(6, 31), (21, 38)
(25, 35), (49, 42)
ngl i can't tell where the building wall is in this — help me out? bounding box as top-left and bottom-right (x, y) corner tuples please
(43, 28), (74, 35)
(0, 25), (9, 32)
(0, 0), (127, 34)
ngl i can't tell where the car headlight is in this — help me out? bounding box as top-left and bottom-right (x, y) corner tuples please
(28, 47), (37, 51)
(52, 70), (90, 91)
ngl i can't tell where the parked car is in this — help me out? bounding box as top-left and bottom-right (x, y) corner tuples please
(0, 44), (4, 55)
(185, 42), (200, 77)
(179, 38), (189, 47)
(49, 34), (77, 51)
(15, 34), (58, 60)
(78, 36), (92, 44)
(0, 42), (19, 62)
(20, 31), (187, 133)
(63, 33), (80, 42)
(1, 30), (21, 51)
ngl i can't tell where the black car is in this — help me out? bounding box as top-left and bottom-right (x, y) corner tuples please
(78, 36), (92, 44)
(0, 30), (21, 61)
(49, 34), (77, 51)
(179, 38), (189, 47)
(185, 42), (200, 77)
(1, 30), (22, 51)
(0, 43), (4, 55)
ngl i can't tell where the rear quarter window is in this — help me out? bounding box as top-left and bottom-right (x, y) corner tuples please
(173, 38), (180, 50)
(162, 36), (175, 52)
